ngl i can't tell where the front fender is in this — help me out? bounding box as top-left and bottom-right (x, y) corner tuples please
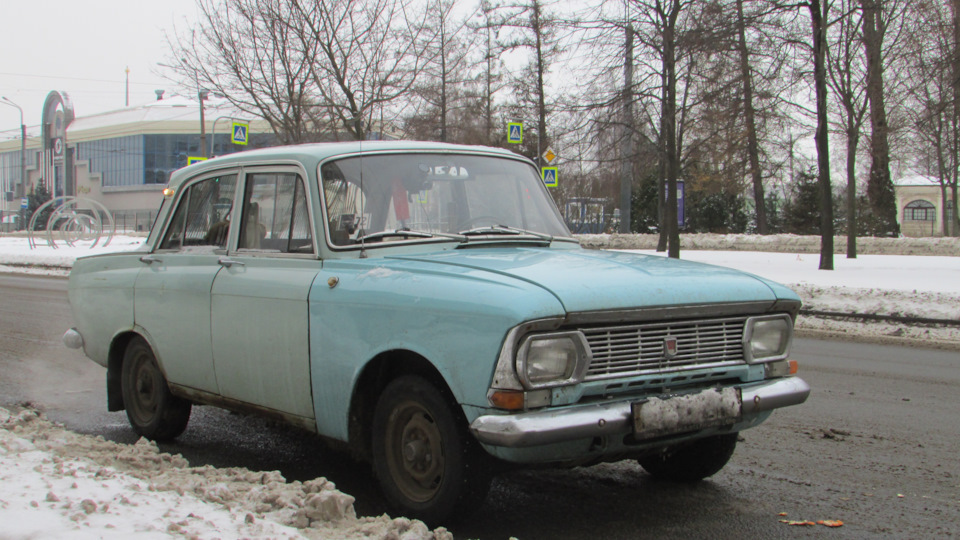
(308, 258), (564, 441)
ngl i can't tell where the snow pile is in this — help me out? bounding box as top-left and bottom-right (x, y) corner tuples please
(0, 235), (146, 274)
(621, 249), (960, 349)
(0, 407), (450, 540)
(579, 233), (960, 256)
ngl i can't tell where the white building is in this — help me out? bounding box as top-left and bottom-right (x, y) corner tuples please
(0, 92), (274, 231)
(894, 175), (956, 237)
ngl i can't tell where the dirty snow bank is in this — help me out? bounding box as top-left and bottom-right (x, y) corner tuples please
(0, 235), (146, 276)
(0, 407), (450, 540)
(619, 249), (960, 350)
(578, 233), (960, 256)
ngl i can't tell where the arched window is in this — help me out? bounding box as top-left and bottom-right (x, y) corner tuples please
(904, 200), (935, 222)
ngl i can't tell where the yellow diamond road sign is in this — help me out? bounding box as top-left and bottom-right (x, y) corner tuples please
(543, 147), (557, 164)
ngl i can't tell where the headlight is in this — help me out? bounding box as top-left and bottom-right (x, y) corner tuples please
(517, 332), (590, 389)
(744, 315), (792, 363)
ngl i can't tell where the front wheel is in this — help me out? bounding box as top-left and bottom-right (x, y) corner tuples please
(121, 337), (191, 441)
(372, 375), (491, 526)
(638, 433), (738, 482)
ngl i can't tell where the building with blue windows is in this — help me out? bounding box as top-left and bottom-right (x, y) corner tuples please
(0, 92), (274, 230)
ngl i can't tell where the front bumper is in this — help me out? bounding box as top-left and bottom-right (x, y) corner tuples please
(469, 377), (810, 447)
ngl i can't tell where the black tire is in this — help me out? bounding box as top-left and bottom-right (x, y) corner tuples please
(638, 433), (738, 483)
(371, 375), (492, 526)
(121, 337), (191, 441)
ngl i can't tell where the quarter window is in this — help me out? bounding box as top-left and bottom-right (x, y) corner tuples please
(159, 174), (238, 250)
(238, 172), (313, 254)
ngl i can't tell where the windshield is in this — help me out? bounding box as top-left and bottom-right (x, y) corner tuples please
(320, 153), (571, 247)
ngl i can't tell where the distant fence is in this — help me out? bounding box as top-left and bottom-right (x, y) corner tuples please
(112, 211), (157, 233)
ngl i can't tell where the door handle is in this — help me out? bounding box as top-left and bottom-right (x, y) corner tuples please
(139, 255), (162, 264)
(218, 257), (245, 268)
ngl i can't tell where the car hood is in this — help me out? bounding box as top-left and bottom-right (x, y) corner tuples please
(390, 247), (799, 314)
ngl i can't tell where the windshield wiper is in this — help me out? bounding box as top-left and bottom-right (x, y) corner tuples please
(458, 225), (553, 243)
(356, 228), (465, 243)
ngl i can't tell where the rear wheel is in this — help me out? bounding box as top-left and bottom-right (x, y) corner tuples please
(638, 433), (738, 482)
(372, 375), (491, 526)
(121, 337), (191, 440)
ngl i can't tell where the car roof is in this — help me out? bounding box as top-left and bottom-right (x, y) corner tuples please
(166, 140), (526, 188)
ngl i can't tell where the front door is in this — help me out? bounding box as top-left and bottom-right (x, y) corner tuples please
(134, 172), (238, 394)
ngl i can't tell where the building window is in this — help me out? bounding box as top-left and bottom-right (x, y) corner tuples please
(904, 200), (935, 222)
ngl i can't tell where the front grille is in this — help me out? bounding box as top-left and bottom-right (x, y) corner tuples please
(581, 316), (747, 381)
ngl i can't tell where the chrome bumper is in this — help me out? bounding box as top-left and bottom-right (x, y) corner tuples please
(470, 377), (810, 448)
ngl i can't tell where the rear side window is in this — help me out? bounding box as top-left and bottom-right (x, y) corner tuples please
(237, 172), (313, 254)
(160, 174), (238, 250)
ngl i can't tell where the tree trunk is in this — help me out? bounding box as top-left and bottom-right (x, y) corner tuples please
(664, 3), (680, 259)
(735, 0), (767, 234)
(439, 16), (448, 143)
(811, 0), (834, 270)
(860, 0), (898, 236)
(952, 0), (960, 236)
(533, 1), (548, 158)
(657, 69), (668, 252)
(619, 25), (635, 234)
(846, 117), (858, 258)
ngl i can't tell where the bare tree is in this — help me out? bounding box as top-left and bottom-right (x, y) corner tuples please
(627, 0), (701, 258)
(809, 0), (835, 270)
(734, 0), (769, 234)
(905, 0), (960, 237)
(289, 0), (431, 141)
(405, 0), (484, 143)
(952, 0), (960, 235)
(859, 0), (898, 235)
(166, 0), (325, 144)
(826, 0), (868, 257)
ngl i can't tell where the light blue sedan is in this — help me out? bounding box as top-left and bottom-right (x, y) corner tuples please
(65, 141), (809, 525)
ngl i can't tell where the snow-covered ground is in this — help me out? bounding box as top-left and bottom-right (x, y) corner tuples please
(0, 407), (449, 540)
(0, 232), (957, 538)
(623, 249), (960, 348)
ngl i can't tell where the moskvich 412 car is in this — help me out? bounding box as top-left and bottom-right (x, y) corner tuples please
(65, 141), (809, 524)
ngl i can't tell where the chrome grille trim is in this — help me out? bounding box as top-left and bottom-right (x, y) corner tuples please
(582, 316), (747, 381)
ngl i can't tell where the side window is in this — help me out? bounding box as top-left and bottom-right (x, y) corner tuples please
(159, 174), (237, 250)
(238, 172), (314, 254)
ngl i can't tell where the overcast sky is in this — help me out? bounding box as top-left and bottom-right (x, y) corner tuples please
(0, 0), (199, 139)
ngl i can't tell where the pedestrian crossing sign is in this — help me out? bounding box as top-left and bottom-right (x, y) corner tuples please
(541, 167), (558, 188)
(507, 122), (523, 144)
(187, 156), (207, 165)
(231, 122), (249, 145)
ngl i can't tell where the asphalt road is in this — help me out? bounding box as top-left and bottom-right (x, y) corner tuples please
(1, 274), (957, 538)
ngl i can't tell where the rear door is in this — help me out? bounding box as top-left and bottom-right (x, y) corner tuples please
(134, 171), (238, 393)
(210, 166), (320, 422)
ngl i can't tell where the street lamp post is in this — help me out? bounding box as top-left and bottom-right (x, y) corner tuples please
(198, 90), (209, 159)
(1, 97), (26, 198)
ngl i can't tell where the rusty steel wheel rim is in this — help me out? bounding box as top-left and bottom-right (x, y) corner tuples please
(128, 351), (161, 425)
(385, 399), (445, 503)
